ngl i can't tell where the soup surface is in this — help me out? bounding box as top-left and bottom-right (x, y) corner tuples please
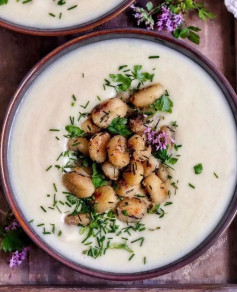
(0, 0), (124, 29)
(8, 38), (237, 273)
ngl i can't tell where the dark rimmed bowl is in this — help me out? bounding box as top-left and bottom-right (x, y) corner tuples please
(0, 0), (134, 36)
(1, 28), (237, 281)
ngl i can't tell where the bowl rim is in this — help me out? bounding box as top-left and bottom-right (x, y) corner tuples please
(0, 0), (134, 36)
(0, 28), (237, 281)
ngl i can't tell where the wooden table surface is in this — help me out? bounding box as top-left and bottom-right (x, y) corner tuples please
(0, 0), (236, 291)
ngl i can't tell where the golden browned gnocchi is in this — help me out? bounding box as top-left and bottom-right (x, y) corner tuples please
(94, 186), (118, 213)
(116, 197), (147, 223)
(102, 161), (120, 180)
(107, 135), (130, 168)
(122, 160), (144, 185)
(143, 174), (168, 203)
(115, 180), (145, 198)
(128, 134), (151, 161)
(157, 165), (169, 182)
(81, 115), (100, 134)
(142, 156), (160, 177)
(62, 172), (95, 198)
(130, 84), (165, 108)
(65, 213), (90, 226)
(92, 98), (128, 128)
(68, 137), (89, 156)
(129, 116), (147, 135)
(89, 132), (111, 163)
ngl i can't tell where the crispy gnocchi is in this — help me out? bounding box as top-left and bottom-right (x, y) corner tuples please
(62, 83), (178, 225)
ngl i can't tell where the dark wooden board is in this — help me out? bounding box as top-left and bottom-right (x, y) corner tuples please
(0, 0), (236, 289)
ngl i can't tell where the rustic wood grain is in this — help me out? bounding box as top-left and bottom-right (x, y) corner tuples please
(0, 0), (236, 288)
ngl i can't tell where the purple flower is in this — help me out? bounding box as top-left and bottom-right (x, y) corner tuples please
(145, 127), (169, 150)
(5, 220), (20, 231)
(130, 4), (155, 30)
(9, 247), (30, 269)
(157, 6), (183, 32)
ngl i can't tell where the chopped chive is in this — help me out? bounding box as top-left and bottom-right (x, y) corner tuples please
(40, 206), (47, 213)
(29, 219), (34, 223)
(49, 13), (56, 17)
(49, 129), (60, 132)
(67, 5), (77, 10)
(214, 172), (219, 178)
(129, 254), (135, 261)
(56, 206), (62, 214)
(37, 223), (45, 227)
(46, 165), (52, 172)
(53, 183), (57, 192)
(149, 56), (160, 59)
(58, 230), (62, 236)
(143, 256), (147, 264)
(97, 96), (101, 101)
(189, 183), (195, 189)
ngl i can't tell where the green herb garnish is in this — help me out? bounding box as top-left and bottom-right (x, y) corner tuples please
(194, 163), (203, 174)
(108, 118), (132, 137)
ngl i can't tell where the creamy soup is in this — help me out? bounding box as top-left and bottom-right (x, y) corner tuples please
(8, 38), (237, 274)
(0, 0), (124, 29)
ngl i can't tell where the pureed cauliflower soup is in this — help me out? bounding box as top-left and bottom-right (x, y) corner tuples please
(0, 0), (124, 29)
(8, 38), (237, 273)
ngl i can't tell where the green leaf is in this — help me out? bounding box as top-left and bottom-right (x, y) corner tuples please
(188, 26), (201, 32)
(92, 163), (107, 188)
(151, 92), (173, 113)
(185, 0), (195, 9)
(132, 65), (154, 84)
(194, 163), (203, 174)
(108, 118), (132, 137)
(109, 74), (132, 92)
(188, 30), (200, 44)
(180, 28), (189, 39)
(0, 0), (8, 5)
(1, 229), (30, 252)
(110, 243), (133, 253)
(198, 7), (215, 21)
(168, 157), (178, 165)
(65, 125), (84, 138)
(146, 2), (153, 11)
(104, 65), (155, 93)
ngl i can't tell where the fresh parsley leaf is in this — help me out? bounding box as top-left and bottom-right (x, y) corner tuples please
(108, 118), (132, 137)
(153, 149), (178, 166)
(1, 229), (29, 252)
(109, 74), (132, 92)
(150, 92), (173, 113)
(194, 163), (203, 174)
(173, 26), (201, 45)
(92, 163), (107, 188)
(65, 125), (84, 138)
(132, 65), (154, 84)
(104, 65), (155, 93)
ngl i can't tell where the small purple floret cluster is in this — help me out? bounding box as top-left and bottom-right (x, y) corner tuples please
(5, 220), (20, 231)
(157, 6), (183, 32)
(130, 4), (183, 32)
(9, 247), (30, 269)
(145, 126), (168, 150)
(5, 220), (30, 269)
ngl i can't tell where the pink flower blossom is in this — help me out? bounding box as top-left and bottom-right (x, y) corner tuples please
(157, 6), (183, 32)
(9, 247), (30, 269)
(145, 126), (169, 150)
